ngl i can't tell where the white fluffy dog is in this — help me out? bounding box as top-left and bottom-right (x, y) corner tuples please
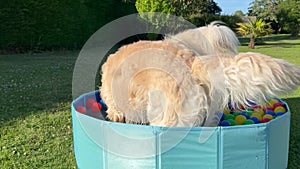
(100, 22), (300, 127)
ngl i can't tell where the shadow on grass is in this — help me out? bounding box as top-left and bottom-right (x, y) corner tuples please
(238, 34), (300, 48)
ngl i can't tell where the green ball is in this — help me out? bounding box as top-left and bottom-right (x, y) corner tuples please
(227, 119), (237, 126)
(225, 114), (235, 120)
(243, 119), (255, 125)
(232, 112), (242, 116)
(246, 111), (254, 117)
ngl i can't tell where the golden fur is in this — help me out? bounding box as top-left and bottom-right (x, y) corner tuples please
(100, 23), (300, 127)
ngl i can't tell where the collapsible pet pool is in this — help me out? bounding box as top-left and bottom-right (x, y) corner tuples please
(72, 91), (290, 169)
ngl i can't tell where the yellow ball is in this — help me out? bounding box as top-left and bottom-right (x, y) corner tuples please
(274, 106), (287, 113)
(235, 115), (247, 125)
(263, 114), (274, 120)
(224, 108), (231, 115)
(254, 108), (265, 116)
(251, 113), (263, 122)
(269, 99), (279, 107)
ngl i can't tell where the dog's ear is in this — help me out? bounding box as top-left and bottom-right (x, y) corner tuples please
(225, 52), (300, 105)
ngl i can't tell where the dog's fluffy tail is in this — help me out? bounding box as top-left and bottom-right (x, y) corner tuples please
(166, 21), (240, 57)
(225, 52), (300, 106)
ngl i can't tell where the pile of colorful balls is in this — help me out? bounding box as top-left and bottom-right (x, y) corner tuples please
(75, 98), (108, 118)
(219, 99), (287, 126)
(75, 96), (287, 127)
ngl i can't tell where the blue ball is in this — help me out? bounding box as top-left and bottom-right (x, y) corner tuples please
(99, 100), (108, 111)
(220, 113), (225, 121)
(250, 117), (260, 124)
(265, 110), (276, 116)
(220, 120), (231, 126)
(276, 112), (285, 117)
(240, 113), (250, 119)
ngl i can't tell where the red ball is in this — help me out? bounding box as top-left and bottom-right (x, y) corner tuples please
(273, 102), (284, 108)
(252, 105), (261, 110)
(91, 102), (102, 112)
(264, 107), (274, 112)
(76, 106), (87, 114)
(86, 99), (96, 108)
(261, 118), (271, 123)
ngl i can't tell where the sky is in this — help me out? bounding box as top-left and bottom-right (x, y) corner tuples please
(214, 0), (254, 15)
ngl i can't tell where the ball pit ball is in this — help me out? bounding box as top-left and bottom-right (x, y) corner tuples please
(265, 110), (276, 116)
(263, 114), (274, 120)
(224, 108), (231, 115)
(235, 115), (247, 125)
(86, 99), (96, 108)
(220, 120), (231, 126)
(265, 107), (274, 112)
(91, 102), (102, 112)
(276, 112), (285, 117)
(250, 117), (260, 124)
(250, 113), (263, 122)
(76, 106), (87, 114)
(219, 99), (288, 126)
(273, 102), (284, 108)
(99, 100), (108, 111)
(243, 119), (255, 125)
(261, 118), (271, 123)
(269, 99), (279, 106)
(274, 106), (287, 113)
(254, 108), (265, 115)
(227, 119), (237, 126)
(225, 114), (235, 120)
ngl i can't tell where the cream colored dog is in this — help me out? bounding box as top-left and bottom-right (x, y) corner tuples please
(100, 22), (300, 127)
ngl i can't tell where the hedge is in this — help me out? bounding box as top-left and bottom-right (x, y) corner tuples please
(0, 0), (136, 51)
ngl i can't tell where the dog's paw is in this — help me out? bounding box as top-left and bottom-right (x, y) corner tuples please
(107, 113), (125, 123)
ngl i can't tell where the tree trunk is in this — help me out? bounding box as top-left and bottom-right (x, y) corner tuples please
(248, 37), (255, 49)
(291, 25), (299, 38)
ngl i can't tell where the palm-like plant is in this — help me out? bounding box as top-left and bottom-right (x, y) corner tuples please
(236, 19), (274, 49)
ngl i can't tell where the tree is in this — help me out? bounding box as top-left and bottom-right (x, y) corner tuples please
(248, 0), (283, 33)
(277, 0), (300, 37)
(236, 19), (274, 49)
(135, 0), (222, 28)
(234, 10), (245, 18)
(135, 0), (176, 29)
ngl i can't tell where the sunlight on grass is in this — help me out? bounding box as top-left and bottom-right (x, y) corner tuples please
(239, 35), (300, 169)
(0, 35), (300, 168)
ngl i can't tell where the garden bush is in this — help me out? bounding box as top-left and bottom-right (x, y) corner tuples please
(0, 0), (136, 51)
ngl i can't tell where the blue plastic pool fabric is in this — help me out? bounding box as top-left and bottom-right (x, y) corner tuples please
(72, 91), (290, 169)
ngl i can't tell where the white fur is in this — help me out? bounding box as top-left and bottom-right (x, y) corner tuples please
(100, 22), (300, 127)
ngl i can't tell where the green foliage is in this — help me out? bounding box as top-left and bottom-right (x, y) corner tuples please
(277, 0), (300, 37)
(248, 0), (282, 22)
(173, 0), (221, 19)
(190, 15), (243, 30)
(135, 0), (222, 30)
(233, 10), (245, 17)
(248, 0), (283, 33)
(0, 0), (136, 51)
(135, 0), (176, 30)
(237, 19), (274, 48)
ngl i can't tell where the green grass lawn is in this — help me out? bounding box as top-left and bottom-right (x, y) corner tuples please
(0, 34), (300, 168)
